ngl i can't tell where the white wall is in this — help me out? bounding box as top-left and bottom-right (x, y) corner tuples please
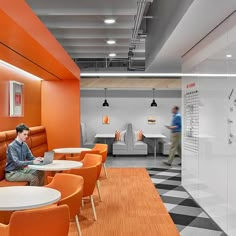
(182, 11), (236, 235)
(81, 91), (181, 148)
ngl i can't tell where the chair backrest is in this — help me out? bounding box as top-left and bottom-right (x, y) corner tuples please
(68, 162), (97, 197)
(83, 154), (103, 179)
(82, 154), (102, 167)
(8, 205), (70, 236)
(80, 150), (100, 160)
(65, 150), (100, 162)
(92, 143), (108, 163)
(45, 173), (84, 218)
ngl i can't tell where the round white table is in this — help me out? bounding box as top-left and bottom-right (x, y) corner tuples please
(0, 186), (61, 211)
(28, 160), (83, 171)
(53, 148), (91, 154)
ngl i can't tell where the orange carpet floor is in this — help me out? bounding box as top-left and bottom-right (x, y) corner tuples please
(69, 168), (179, 236)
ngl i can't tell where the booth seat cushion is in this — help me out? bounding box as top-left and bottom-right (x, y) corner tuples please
(113, 141), (127, 150)
(133, 141), (148, 150)
(0, 179), (28, 187)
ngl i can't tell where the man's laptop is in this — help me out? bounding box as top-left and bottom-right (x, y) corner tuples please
(36, 151), (54, 165)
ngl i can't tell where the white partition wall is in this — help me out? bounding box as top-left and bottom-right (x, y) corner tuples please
(182, 12), (236, 235)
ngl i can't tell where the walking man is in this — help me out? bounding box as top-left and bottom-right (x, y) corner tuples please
(163, 106), (182, 166)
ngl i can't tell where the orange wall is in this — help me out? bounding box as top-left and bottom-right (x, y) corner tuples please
(41, 80), (81, 150)
(0, 2), (80, 81)
(0, 64), (41, 131)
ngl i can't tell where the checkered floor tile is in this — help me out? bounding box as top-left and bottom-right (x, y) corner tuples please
(147, 167), (227, 236)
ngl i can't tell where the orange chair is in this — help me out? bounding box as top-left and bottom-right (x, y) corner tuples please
(65, 150), (100, 161)
(0, 205), (70, 236)
(82, 154), (103, 201)
(92, 143), (108, 178)
(45, 173), (84, 236)
(66, 155), (99, 220)
(0, 211), (13, 225)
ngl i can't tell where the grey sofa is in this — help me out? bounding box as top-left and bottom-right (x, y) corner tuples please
(113, 123), (148, 155)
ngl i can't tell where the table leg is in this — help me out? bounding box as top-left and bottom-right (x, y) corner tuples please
(154, 139), (157, 157)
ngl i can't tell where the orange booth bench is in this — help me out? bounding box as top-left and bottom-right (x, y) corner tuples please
(0, 126), (64, 187)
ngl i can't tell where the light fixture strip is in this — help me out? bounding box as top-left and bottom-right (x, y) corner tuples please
(0, 59), (43, 80)
(81, 72), (236, 77)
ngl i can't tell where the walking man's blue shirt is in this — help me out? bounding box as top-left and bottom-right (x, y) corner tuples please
(171, 113), (181, 132)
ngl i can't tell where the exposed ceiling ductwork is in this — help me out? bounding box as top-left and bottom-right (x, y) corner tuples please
(26, 0), (152, 72)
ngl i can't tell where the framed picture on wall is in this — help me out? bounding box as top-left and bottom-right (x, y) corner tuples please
(147, 116), (156, 124)
(9, 81), (24, 117)
(102, 115), (110, 124)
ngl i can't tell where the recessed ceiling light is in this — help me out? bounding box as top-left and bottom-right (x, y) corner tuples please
(109, 53), (116, 57)
(226, 54), (232, 58)
(106, 40), (116, 45)
(104, 18), (116, 24)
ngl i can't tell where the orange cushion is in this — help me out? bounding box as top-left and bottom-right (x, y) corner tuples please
(115, 130), (121, 141)
(135, 130), (143, 141)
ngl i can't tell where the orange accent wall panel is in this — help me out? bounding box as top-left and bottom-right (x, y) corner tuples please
(0, 65), (41, 131)
(0, 2), (80, 81)
(41, 80), (81, 150)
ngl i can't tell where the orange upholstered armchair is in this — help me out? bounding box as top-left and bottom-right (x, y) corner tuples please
(0, 205), (70, 236)
(82, 154), (103, 201)
(92, 143), (108, 178)
(66, 155), (99, 220)
(45, 173), (84, 236)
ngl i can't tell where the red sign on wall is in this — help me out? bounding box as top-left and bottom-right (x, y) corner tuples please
(15, 93), (22, 106)
(186, 82), (196, 89)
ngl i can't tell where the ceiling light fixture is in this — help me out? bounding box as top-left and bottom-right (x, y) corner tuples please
(104, 18), (116, 24)
(102, 88), (109, 107)
(80, 72), (236, 77)
(106, 40), (116, 45)
(108, 53), (116, 57)
(226, 54), (232, 58)
(151, 88), (157, 107)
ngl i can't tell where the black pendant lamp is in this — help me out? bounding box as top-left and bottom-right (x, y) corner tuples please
(151, 88), (157, 107)
(102, 88), (109, 107)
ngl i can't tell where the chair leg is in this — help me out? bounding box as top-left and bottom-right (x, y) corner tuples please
(75, 215), (82, 236)
(81, 199), (84, 207)
(96, 180), (102, 202)
(90, 195), (97, 221)
(103, 163), (108, 178)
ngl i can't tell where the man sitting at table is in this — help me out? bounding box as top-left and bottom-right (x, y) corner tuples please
(5, 123), (44, 186)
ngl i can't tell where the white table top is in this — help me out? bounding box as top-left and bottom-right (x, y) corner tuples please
(28, 160), (83, 171)
(95, 133), (115, 138)
(0, 186), (61, 211)
(53, 147), (91, 154)
(144, 133), (167, 138)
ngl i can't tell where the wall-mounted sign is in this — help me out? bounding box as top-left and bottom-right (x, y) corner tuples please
(147, 116), (156, 124)
(102, 115), (110, 124)
(9, 81), (24, 117)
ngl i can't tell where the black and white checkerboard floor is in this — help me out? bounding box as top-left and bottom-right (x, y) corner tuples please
(147, 167), (227, 236)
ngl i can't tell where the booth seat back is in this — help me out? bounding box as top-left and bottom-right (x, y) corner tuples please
(0, 126), (48, 181)
(0, 132), (7, 181)
(29, 126), (48, 157)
